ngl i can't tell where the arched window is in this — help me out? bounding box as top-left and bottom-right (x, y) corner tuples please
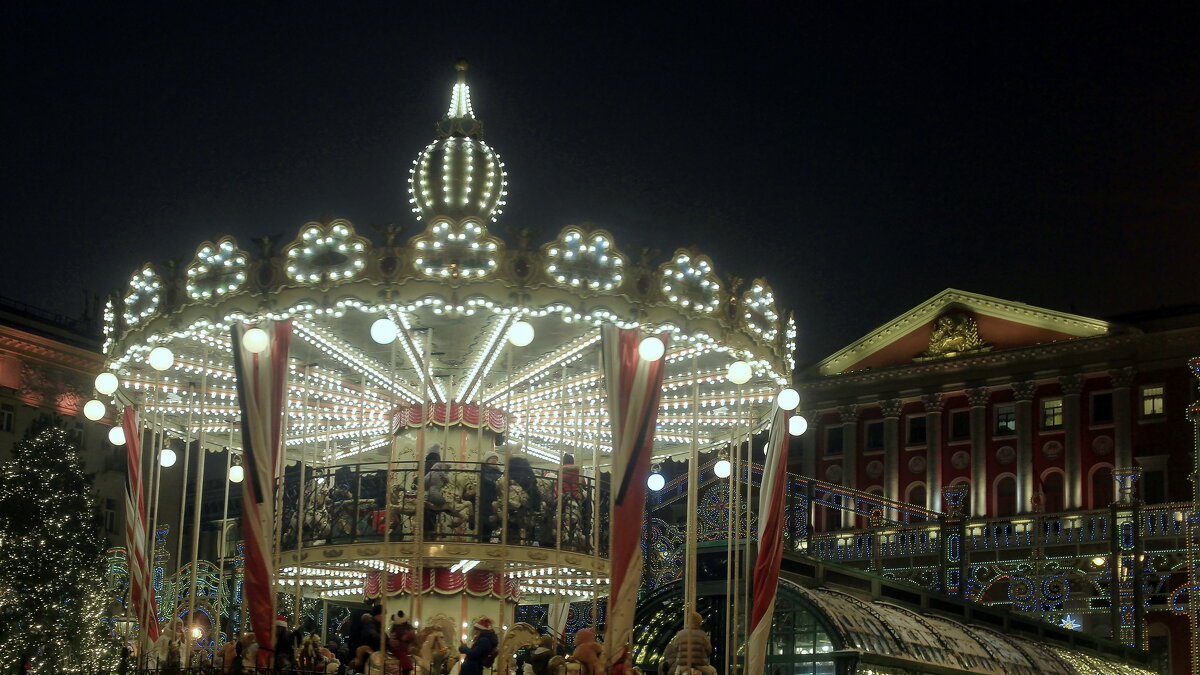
(1090, 464), (1114, 509)
(994, 474), (1017, 517)
(1041, 469), (1065, 513)
(905, 482), (927, 510)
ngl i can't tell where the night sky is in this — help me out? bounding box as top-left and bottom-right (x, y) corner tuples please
(3, 4), (1198, 366)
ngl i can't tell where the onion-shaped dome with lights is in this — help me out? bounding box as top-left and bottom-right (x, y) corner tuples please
(95, 62), (798, 643)
(408, 59), (507, 224)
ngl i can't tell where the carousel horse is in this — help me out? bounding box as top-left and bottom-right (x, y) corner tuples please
(493, 623), (541, 675)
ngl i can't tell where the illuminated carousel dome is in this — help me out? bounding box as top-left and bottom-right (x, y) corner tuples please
(98, 62), (797, 643)
(408, 59), (507, 224)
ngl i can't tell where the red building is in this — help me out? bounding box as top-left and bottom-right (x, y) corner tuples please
(795, 289), (1200, 522)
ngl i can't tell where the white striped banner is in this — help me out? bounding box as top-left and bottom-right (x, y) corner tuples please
(122, 406), (159, 643)
(231, 321), (292, 667)
(600, 326), (668, 668)
(746, 405), (791, 675)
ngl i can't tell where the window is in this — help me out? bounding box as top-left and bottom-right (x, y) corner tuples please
(1042, 399), (1063, 429)
(1141, 385), (1165, 417)
(70, 422), (84, 446)
(103, 499), (117, 533)
(864, 420), (884, 451)
(1091, 392), (1114, 424)
(825, 427), (843, 456)
(907, 415), (927, 446)
(1143, 470), (1166, 504)
(949, 409), (970, 441)
(995, 475), (1017, 517)
(994, 405), (1016, 436)
(0, 404), (12, 433)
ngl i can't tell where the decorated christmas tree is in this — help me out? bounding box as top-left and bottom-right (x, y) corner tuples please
(0, 418), (116, 671)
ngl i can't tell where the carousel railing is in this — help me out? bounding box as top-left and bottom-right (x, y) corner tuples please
(268, 460), (604, 556)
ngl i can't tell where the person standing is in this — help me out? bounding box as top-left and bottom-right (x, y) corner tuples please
(387, 611), (416, 675)
(457, 617), (498, 675)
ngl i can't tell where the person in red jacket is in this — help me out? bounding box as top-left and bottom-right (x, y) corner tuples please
(388, 611), (416, 675)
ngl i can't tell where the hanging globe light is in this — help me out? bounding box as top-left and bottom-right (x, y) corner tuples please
(788, 415), (808, 436)
(713, 459), (732, 478)
(776, 388), (800, 411)
(95, 372), (119, 395)
(83, 399), (106, 421)
(647, 470), (665, 491)
(638, 336), (665, 362)
(159, 448), (178, 467)
(148, 346), (174, 371)
(108, 426), (126, 446)
(229, 464), (244, 483)
(242, 327), (270, 353)
(726, 361), (751, 385)
(508, 320), (535, 347)
(370, 318), (399, 345)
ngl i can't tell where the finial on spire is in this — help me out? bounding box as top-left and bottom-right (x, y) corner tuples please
(439, 59), (481, 138)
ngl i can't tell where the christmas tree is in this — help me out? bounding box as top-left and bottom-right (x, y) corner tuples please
(0, 418), (116, 671)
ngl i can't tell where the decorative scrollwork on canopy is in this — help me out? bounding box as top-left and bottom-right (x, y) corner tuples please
(186, 236), (249, 300)
(283, 219), (369, 284)
(123, 264), (162, 328)
(741, 278), (779, 341)
(411, 219), (502, 280)
(543, 226), (626, 291)
(658, 249), (721, 314)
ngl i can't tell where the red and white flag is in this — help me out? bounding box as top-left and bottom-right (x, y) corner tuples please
(746, 405), (791, 675)
(231, 321), (292, 667)
(600, 326), (668, 668)
(122, 406), (159, 643)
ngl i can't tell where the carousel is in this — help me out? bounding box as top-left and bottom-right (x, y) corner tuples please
(94, 61), (796, 666)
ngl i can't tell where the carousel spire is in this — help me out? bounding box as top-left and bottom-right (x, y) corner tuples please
(437, 59), (483, 138)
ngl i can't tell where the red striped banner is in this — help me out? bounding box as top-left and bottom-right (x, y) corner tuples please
(122, 406), (159, 643)
(231, 321), (292, 667)
(746, 405), (791, 675)
(600, 326), (668, 668)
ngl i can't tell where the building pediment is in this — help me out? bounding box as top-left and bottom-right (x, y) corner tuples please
(816, 289), (1115, 375)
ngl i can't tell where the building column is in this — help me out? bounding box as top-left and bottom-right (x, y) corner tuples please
(1059, 374), (1084, 509)
(923, 393), (944, 512)
(1013, 380), (1038, 514)
(839, 404), (859, 491)
(1111, 366), (1136, 471)
(880, 398), (903, 503)
(967, 387), (989, 517)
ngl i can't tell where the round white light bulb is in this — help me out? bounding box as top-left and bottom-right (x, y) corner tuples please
(229, 465), (244, 483)
(788, 415), (808, 436)
(83, 399), (106, 421)
(713, 459), (731, 478)
(148, 346), (174, 371)
(159, 448), (177, 468)
(777, 388), (800, 411)
(95, 372), (119, 395)
(370, 318), (398, 345)
(242, 327), (270, 353)
(647, 473), (666, 491)
(508, 320), (535, 347)
(638, 336), (665, 362)
(726, 361), (752, 385)
(108, 426), (126, 446)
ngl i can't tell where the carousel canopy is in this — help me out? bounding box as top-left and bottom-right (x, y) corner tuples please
(98, 62), (797, 467)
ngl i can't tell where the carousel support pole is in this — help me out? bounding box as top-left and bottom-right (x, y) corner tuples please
(176, 383), (195, 583)
(293, 365), (314, 627)
(557, 364), (568, 552)
(146, 378), (166, 635)
(217, 427), (234, 636)
(592, 348), (602, 630)
(500, 344), (515, 631)
(321, 599), (329, 644)
(414, 327), (432, 624)
(382, 343), (399, 651)
(741, 405), (752, 665)
(186, 365), (211, 665)
(685, 357), (700, 614)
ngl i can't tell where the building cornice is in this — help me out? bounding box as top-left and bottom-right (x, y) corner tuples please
(0, 326), (104, 375)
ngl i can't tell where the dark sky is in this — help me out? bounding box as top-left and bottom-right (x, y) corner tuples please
(3, 4), (1198, 365)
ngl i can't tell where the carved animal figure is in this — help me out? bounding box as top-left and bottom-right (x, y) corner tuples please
(494, 622), (541, 675)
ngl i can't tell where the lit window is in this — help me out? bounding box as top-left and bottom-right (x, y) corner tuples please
(1042, 399), (1063, 429)
(1141, 385), (1165, 417)
(995, 405), (1016, 436)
